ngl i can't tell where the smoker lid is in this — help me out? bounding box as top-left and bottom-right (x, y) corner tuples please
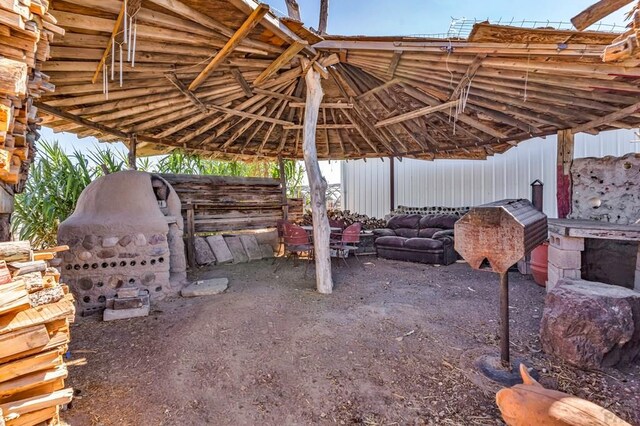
(58, 170), (169, 236)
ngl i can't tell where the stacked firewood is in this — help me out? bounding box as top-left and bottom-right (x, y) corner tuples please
(0, 0), (61, 190)
(0, 241), (75, 426)
(299, 209), (387, 230)
(602, 1), (640, 62)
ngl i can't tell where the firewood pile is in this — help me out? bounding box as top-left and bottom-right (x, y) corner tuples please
(0, 0), (61, 191)
(299, 209), (387, 230)
(0, 241), (75, 426)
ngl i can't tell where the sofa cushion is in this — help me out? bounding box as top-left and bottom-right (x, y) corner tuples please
(372, 228), (396, 238)
(387, 214), (421, 230)
(432, 229), (455, 240)
(419, 214), (458, 230)
(375, 236), (406, 248)
(394, 228), (419, 238)
(418, 227), (441, 238)
(404, 238), (443, 250)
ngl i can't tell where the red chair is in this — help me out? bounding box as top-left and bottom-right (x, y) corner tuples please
(330, 222), (362, 266)
(274, 222), (314, 276)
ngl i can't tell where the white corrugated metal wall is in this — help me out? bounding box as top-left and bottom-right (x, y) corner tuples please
(341, 129), (640, 219)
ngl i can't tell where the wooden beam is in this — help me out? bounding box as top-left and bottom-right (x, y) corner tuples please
(356, 78), (400, 100)
(301, 64), (333, 294)
(283, 124), (355, 129)
(388, 50), (402, 78)
(91, 3), (125, 84)
(289, 102), (353, 108)
(571, 100), (640, 134)
(35, 102), (130, 139)
(128, 134), (137, 170)
(318, 0), (329, 34)
(571, 0), (633, 31)
(557, 129), (574, 218)
(188, 4), (269, 91)
(231, 67), (254, 97)
(165, 73), (207, 112)
(253, 87), (303, 102)
(448, 54), (485, 101)
(206, 103), (294, 126)
(284, 0), (301, 20)
(374, 100), (457, 128)
(253, 41), (307, 86)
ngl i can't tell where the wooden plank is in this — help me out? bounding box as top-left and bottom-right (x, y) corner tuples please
(0, 366), (67, 399)
(0, 388), (73, 419)
(556, 129), (574, 219)
(387, 50), (402, 77)
(0, 351), (61, 384)
(253, 40), (307, 86)
(0, 295), (74, 336)
(572, 100), (640, 134)
(289, 102), (352, 108)
(571, 0), (633, 31)
(188, 4), (270, 91)
(206, 103), (294, 126)
(374, 100), (457, 128)
(548, 218), (640, 241)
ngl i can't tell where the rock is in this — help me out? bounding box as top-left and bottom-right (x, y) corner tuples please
(540, 279), (640, 369)
(97, 249), (117, 259)
(103, 303), (150, 321)
(181, 278), (228, 297)
(102, 236), (119, 247)
(206, 235), (233, 264)
(240, 235), (262, 261)
(119, 235), (133, 247)
(194, 236), (216, 265)
(77, 251), (92, 261)
(224, 236), (248, 263)
(134, 233), (147, 246)
(259, 244), (274, 258)
(148, 234), (166, 245)
(82, 235), (99, 250)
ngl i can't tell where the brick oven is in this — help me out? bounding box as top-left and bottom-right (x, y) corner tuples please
(58, 170), (186, 316)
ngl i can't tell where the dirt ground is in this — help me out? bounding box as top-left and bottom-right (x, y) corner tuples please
(61, 257), (640, 425)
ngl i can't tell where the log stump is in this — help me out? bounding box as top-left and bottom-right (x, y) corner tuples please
(540, 279), (640, 369)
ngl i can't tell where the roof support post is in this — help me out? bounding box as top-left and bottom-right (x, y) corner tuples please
(128, 134), (137, 170)
(302, 64), (333, 294)
(278, 155), (289, 221)
(556, 129), (574, 219)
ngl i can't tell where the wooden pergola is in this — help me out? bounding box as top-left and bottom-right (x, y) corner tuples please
(34, 0), (640, 292)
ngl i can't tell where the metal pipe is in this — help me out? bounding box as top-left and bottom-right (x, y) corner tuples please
(500, 271), (510, 367)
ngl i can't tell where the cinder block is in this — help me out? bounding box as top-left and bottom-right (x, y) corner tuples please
(548, 263), (581, 280)
(549, 234), (584, 251)
(103, 304), (149, 321)
(547, 264), (560, 292)
(548, 245), (582, 269)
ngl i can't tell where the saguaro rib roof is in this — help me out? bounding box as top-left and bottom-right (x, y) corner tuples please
(39, 0), (640, 160)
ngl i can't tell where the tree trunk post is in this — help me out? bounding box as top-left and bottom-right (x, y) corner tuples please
(302, 66), (333, 294)
(284, 0), (301, 20)
(278, 155), (289, 221)
(128, 134), (137, 170)
(318, 0), (329, 34)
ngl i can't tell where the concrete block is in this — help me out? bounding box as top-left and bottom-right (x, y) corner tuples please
(113, 293), (150, 310)
(103, 304), (150, 321)
(548, 245), (582, 269)
(206, 235), (233, 264)
(117, 286), (140, 298)
(194, 236), (216, 265)
(181, 278), (228, 297)
(224, 236), (248, 263)
(259, 244), (274, 259)
(549, 234), (584, 251)
(548, 263), (581, 280)
(240, 235), (262, 261)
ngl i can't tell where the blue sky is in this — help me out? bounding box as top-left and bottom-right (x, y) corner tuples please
(42, 0), (632, 182)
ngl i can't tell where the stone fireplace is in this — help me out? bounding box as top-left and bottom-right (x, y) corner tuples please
(58, 170), (186, 315)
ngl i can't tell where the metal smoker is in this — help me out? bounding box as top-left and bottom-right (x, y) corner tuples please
(455, 199), (547, 383)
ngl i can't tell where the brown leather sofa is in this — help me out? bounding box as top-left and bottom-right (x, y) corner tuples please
(373, 214), (458, 265)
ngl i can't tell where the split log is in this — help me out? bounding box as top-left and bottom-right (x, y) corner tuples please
(7, 261), (46, 277)
(0, 350), (62, 384)
(0, 58), (28, 97)
(0, 241), (31, 263)
(0, 325), (49, 360)
(28, 286), (64, 308)
(0, 280), (29, 316)
(0, 388), (73, 421)
(302, 64), (333, 294)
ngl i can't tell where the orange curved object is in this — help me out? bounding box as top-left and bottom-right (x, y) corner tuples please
(496, 364), (630, 426)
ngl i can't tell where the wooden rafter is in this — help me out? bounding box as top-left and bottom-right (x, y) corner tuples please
(230, 67), (254, 97)
(165, 73), (207, 112)
(388, 50), (402, 78)
(91, 3), (125, 84)
(289, 102), (353, 108)
(571, 0), (633, 31)
(572, 100), (640, 134)
(375, 100), (457, 128)
(188, 4), (270, 91)
(253, 41), (307, 86)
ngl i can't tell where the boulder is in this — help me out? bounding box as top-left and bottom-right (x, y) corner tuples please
(540, 279), (640, 369)
(194, 236), (216, 265)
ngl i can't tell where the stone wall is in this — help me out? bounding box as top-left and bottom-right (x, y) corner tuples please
(570, 153), (640, 224)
